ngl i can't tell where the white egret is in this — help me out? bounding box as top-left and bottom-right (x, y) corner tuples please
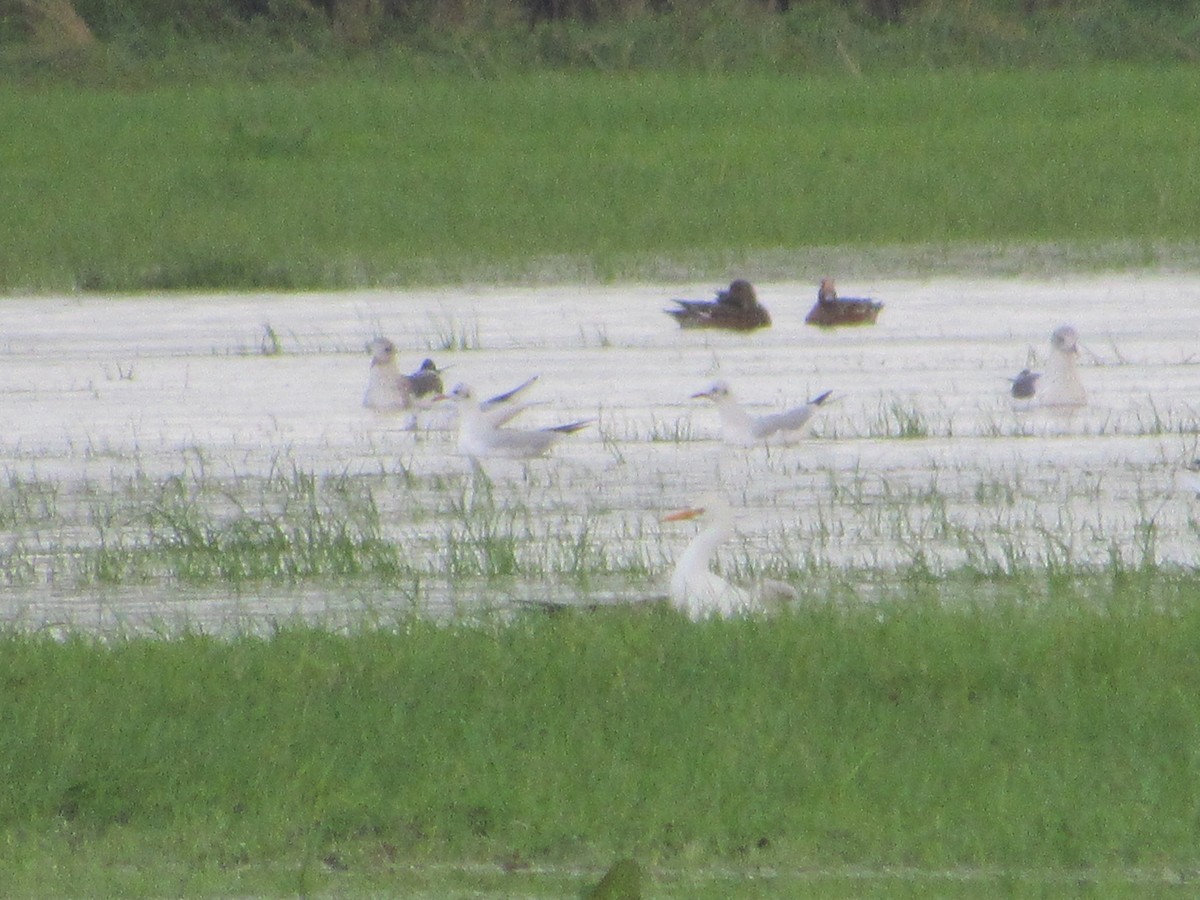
(663, 495), (796, 619)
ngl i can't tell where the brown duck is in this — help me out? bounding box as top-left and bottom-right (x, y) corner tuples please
(805, 278), (883, 328)
(665, 279), (771, 331)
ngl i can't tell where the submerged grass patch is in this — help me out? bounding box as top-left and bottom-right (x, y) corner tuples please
(0, 446), (1194, 602)
(0, 463), (662, 595)
(61, 469), (410, 587)
(3, 580), (1200, 894)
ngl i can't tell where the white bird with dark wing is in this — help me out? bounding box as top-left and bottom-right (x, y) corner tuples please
(1011, 325), (1087, 408)
(692, 380), (832, 446)
(663, 495), (796, 620)
(1037, 325), (1088, 407)
(363, 337), (416, 413)
(364, 339), (448, 407)
(439, 382), (590, 459)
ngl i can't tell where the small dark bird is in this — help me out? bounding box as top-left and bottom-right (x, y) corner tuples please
(406, 358), (445, 399)
(1009, 368), (1041, 400)
(805, 278), (883, 328)
(665, 279), (771, 331)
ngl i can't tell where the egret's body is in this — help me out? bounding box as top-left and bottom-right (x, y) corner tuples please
(693, 380), (832, 447)
(665, 499), (755, 619)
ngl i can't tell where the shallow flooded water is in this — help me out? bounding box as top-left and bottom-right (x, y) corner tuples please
(1, 274), (1198, 631)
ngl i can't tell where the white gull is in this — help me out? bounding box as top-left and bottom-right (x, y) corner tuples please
(440, 382), (590, 460)
(692, 380), (832, 446)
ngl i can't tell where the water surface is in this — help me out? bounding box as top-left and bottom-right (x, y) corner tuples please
(1, 275), (1197, 631)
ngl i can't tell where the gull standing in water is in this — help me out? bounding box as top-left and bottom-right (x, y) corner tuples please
(692, 380), (832, 446)
(365, 338), (541, 428)
(1011, 325), (1087, 408)
(663, 495), (796, 619)
(439, 382), (591, 459)
(363, 337), (419, 413)
(364, 338), (453, 428)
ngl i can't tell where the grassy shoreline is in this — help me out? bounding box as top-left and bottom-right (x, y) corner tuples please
(4, 581), (1200, 895)
(3, 64), (1200, 294)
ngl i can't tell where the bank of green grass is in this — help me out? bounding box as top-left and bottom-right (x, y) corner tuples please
(3, 575), (1200, 895)
(2, 63), (1199, 293)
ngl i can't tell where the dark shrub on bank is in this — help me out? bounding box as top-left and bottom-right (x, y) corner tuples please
(3, 0), (1198, 69)
(0, 0), (1035, 45)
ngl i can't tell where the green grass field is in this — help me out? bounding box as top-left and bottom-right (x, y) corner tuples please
(2, 64), (1199, 293)
(4, 576), (1200, 896)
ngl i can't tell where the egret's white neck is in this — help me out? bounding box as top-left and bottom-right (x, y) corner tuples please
(672, 515), (735, 588)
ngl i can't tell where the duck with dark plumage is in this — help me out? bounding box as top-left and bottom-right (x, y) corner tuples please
(665, 279), (772, 331)
(805, 278), (883, 328)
